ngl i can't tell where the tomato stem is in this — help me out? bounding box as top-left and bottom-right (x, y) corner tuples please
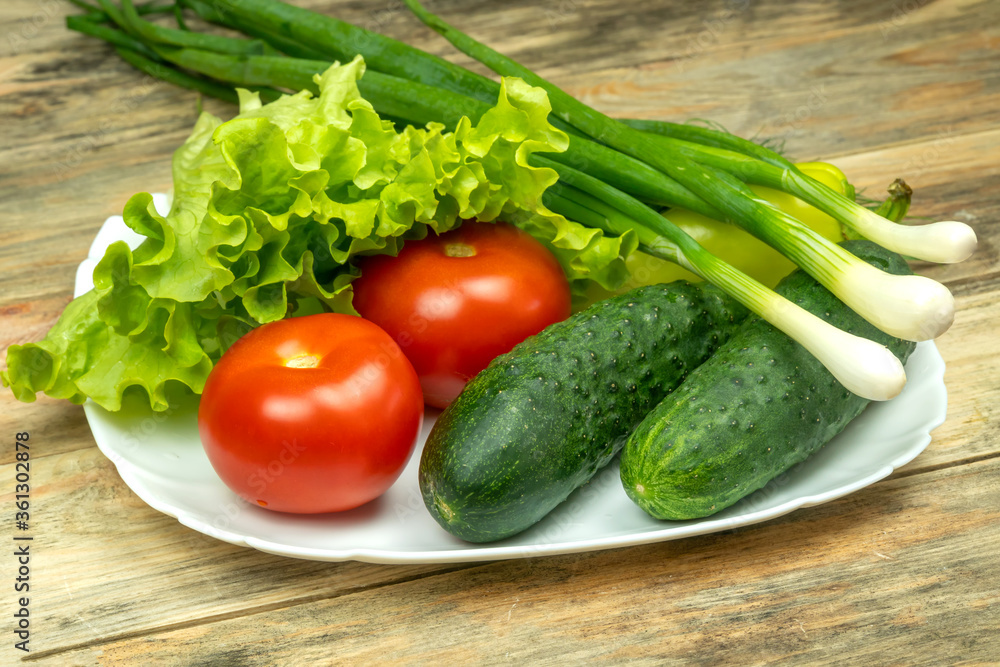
(286, 355), (319, 369)
(444, 243), (477, 258)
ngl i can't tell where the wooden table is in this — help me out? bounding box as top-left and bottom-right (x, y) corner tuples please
(2, 1), (998, 663)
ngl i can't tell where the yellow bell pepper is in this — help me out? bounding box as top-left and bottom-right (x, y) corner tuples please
(586, 162), (849, 303)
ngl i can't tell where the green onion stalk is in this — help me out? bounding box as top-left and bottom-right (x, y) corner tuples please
(656, 137), (977, 264)
(63, 0), (974, 399)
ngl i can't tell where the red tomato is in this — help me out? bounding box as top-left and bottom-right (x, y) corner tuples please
(198, 313), (424, 514)
(351, 221), (571, 408)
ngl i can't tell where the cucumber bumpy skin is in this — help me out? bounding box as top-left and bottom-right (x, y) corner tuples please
(419, 282), (749, 543)
(620, 240), (919, 521)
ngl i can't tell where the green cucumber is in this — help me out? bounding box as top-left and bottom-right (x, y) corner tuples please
(419, 281), (749, 542)
(620, 240), (918, 520)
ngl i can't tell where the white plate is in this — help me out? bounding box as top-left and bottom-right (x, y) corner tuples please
(76, 199), (948, 563)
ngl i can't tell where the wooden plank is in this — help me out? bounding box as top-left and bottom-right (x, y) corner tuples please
(549, 0), (1000, 159)
(0, 395), (93, 461)
(30, 455), (1000, 664)
(565, 36), (999, 163)
(917, 285), (1000, 470)
(0, 444), (469, 652)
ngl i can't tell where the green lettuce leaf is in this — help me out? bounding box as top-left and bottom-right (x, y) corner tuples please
(3, 56), (634, 412)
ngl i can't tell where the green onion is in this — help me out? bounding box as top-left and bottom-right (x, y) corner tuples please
(114, 46), (241, 103)
(186, 0), (504, 106)
(66, 14), (163, 61)
(659, 137), (977, 264)
(116, 0), (276, 55)
(782, 169), (977, 263)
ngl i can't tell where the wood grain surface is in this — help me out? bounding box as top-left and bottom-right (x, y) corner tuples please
(1, 0), (998, 664)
